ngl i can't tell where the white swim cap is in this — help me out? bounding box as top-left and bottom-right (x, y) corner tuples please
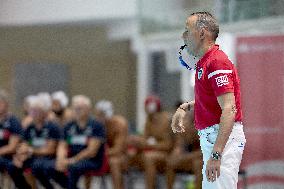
(95, 100), (113, 119)
(35, 92), (52, 112)
(51, 91), (69, 108)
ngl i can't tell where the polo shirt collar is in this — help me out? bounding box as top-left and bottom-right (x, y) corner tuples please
(197, 44), (219, 68)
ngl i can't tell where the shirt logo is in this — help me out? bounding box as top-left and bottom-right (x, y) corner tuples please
(198, 68), (203, 80)
(31, 138), (46, 147)
(85, 126), (92, 136)
(69, 135), (88, 145)
(68, 125), (77, 135)
(30, 129), (36, 138)
(238, 142), (244, 148)
(215, 75), (229, 87)
(42, 128), (49, 138)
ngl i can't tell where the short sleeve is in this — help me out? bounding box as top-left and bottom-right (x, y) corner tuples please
(207, 58), (235, 97)
(91, 121), (105, 142)
(9, 116), (23, 136)
(47, 123), (61, 140)
(59, 126), (65, 141)
(23, 128), (31, 141)
(62, 124), (70, 141)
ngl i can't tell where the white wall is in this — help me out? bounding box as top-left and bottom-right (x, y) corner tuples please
(0, 0), (137, 26)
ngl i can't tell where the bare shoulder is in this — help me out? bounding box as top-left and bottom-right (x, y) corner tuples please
(112, 115), (128, 130)
(47, 112), (56, 121)
(63, 108), (73, 122)
(158, 111), (170, 120)
(64, 108), (73, 117)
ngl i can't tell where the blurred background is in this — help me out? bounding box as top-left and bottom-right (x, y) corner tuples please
(0, 0), (284, 188)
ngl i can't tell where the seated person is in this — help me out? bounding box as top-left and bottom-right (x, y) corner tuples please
(166, 102), (202, 189)
(0, 90), (22, 173)
(35, 95), (106, 189)
(94, 100), (128, 189)
(21, 95), (36, 129)
(6, 94), (60, 189)
(128, 95), (173, 189)
(48, 91), (73, 127)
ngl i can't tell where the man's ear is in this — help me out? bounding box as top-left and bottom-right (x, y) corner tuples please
(199, 28), (205, 40)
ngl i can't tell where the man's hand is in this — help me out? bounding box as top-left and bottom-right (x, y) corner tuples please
(55, 158), (69, 172)
(17, 143), (30, 154)
(171, 108), (187, 133)
(206, 158), (221, 182)
(13, 153), (28, 168)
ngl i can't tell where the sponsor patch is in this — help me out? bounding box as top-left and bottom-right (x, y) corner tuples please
(32, 138), (46, 147)
(215, 75), (229, 87)
(198, 68), (203, 79)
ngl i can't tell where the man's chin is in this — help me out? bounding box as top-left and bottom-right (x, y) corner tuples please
(187, 50), (195, 57)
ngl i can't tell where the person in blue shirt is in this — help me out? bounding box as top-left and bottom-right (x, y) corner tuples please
(6, 94), (60, 189)
(48, 91), (73, 128)
(0, 90), (22, 172)
(36, 95), (106, 189)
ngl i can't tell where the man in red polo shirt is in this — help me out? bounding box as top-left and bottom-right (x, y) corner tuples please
(171, 12), (246, 189)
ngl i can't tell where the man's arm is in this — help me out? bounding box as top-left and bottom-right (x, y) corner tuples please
(0, 135), (21, 156)
(213, 92), (236, 154)
(171, 135), (184, 154)
(32, 140), (58, 156)
(145, 113), (172, 151)
(69, 138), (102, 163)
(108, 119), (128, 156)
(56, 141), (68, 160)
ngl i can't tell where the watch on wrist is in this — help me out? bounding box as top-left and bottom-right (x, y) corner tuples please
(211, 151), (222, 161)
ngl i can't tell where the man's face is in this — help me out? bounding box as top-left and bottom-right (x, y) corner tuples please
(0, 100), (8, 115)
(94, 109), (106, 123)
(52, 100), (61, 111)
(30, 107), (46, 123)
(182, 16), (201, 57)
(145, 102), (158, 115)
(52, 100), (64, 116)
(72, 104), (89, 121)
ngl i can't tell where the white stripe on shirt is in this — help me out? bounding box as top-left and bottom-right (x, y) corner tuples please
(208, 70), (232, 79)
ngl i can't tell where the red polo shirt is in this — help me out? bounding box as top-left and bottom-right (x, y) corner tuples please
(194, 45), (242, 130)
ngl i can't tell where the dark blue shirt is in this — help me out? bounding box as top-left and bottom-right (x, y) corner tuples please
(24, 121), (61, 148)
(63, 117), (105, 162)
(0, 115), (22, 148)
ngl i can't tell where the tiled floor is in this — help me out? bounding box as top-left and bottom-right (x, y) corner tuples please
(0, 172), (194, 189)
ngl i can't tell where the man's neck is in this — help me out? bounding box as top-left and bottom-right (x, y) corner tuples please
(78, 117), (89, 128)
(35, 120), (44, 130)
(198, 41), (215, 58)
